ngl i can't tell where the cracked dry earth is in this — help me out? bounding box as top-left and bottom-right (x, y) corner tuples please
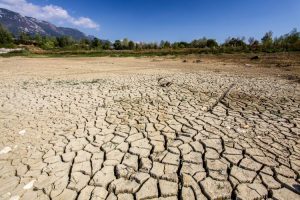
(0, 58), (300, 200)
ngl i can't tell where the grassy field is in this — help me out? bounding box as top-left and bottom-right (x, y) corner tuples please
(3, 46), (299, 58)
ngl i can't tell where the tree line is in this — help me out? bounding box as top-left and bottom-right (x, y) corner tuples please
(0, 24), (300, 52)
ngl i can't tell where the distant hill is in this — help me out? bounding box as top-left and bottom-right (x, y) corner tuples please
(0, 8), (92, 40)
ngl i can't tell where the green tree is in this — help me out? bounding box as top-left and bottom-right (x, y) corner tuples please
(113, 40), (122, 50)
(284, 28), (300, 50)
(91, 38), (102, 49)
(172, 42), (179, 49)
(224, 37), (246, 47)
(160, 40), (171, 49)
(191, 37), (207, 48)
(41, 37), (56, 49)
(128, 41), (135, 50)
(261, 31), (273, 49)
(122, 38), (129, 49)
(178, 42), (189, 48)
(0, 24), (13, 46)
(102, 41), (111, 50)
(206, 39), (218, 48)
(56, 36), (73, 48)
(34, 34), (43, 46)
(79, 38), (91, 49)
(18, 32), (31, 44)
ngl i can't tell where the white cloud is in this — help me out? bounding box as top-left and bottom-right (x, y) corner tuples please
(0, 0), (99, 30)
(72, 17), (99, 29)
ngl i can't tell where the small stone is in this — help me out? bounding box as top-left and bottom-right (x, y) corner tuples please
(23, 180), (36, 190)
(0, 146), (12, 154)
(19, 129), (26, 135)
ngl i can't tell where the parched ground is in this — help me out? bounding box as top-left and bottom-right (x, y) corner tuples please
(0, 56), (300, 200)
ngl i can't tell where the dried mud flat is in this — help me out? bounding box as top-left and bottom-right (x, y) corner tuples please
(0, 56), (300, 200)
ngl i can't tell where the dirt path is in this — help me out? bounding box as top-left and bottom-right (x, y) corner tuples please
(0, 57), (299, 200)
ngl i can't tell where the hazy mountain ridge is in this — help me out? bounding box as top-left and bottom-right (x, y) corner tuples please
(0, 8), (90, 40)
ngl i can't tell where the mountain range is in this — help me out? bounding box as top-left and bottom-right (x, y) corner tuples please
(0, 8), (93, 40)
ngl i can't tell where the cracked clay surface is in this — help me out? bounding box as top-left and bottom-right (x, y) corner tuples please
(0, 57), (300, 200)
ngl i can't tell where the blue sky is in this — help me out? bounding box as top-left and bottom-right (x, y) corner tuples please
(1, 0), (300, 42)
